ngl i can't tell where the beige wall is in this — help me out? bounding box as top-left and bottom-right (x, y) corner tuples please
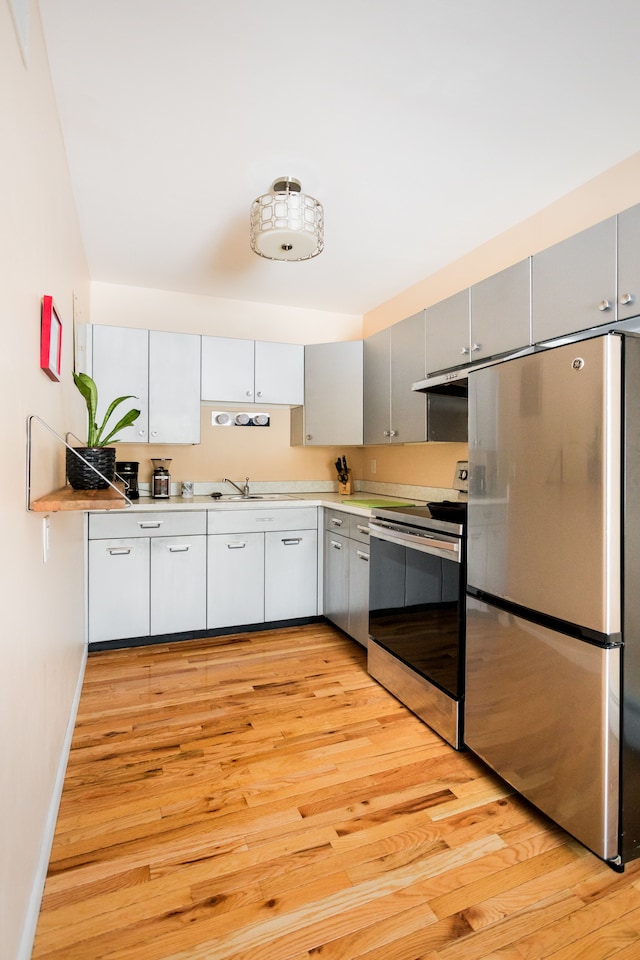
(364, 152), (640, 336)
(1, 4), (90, 957)
(359, 151), (640, 487)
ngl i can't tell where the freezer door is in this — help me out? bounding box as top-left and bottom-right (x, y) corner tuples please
(465, 597), (620, 862)
(467, 334), (621, 636)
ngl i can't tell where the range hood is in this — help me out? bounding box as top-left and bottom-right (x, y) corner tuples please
(412, 347), (535, 396)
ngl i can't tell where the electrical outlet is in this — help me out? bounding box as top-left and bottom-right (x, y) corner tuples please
(42, 516), (50, 563)
(370, 459), (377, 474)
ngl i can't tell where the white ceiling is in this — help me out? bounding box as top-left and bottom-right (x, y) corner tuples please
(39, 0), (640, 316)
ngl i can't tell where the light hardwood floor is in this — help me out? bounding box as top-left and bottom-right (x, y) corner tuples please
(32, 623), (640, 960)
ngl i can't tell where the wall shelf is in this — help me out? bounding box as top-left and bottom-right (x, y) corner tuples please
(26, 415), (130, 512)
(30, 483), (128, 513)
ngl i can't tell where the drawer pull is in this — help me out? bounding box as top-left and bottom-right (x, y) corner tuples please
(282, 538), (301, 545)
(138, 521), (162, 529)
(169, 545), (190, 553)
(108, 547), (131, 556)
(356, 550), (370, 562)
(330, 517), (344, 526)
(356, 525), (370, 535)
(330, 540), (342, 550)
(255, 517), (275, 523)
(227, 541), (247, 549)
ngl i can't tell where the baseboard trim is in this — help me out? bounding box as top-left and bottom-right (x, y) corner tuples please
(88, 616), (324, 652)
(17, 644), (88, 960)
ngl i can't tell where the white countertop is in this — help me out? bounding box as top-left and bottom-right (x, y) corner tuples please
(98, 491), (425, 518)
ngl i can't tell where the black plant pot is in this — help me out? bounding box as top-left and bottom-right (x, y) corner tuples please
(66, 447), (116, 490)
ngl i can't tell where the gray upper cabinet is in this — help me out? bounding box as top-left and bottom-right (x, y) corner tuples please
(201, 336), (304, 405)
(148, 331), (201, 444)
(80, 324), (201, 444)
(532, 216), (617, 343)
(618, 203), (640, 322)
(424, 289), (470, 375)
(470, 259), (531, 361)
(201, 336), (254, 403)
(89, 324), (149, 442)
(364, 311), (427, 445)
(254, 340), (304, 405)
(291, 340), (363, 446)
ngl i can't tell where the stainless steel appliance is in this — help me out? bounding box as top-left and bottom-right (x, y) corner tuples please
(368, 502), (466, 748)
(151, 458), (172, 498)
(465, 331), (640, 867)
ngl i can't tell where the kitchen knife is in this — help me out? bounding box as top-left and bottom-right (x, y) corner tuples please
(341, 456), (348, 474)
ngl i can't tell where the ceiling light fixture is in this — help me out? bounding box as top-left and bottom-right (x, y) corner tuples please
(250, 177), (324, 261)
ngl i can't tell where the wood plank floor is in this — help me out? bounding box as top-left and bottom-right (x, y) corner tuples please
(32, 623), (640, 960)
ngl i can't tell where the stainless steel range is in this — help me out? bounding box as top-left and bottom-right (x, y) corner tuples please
(367, 495), (467, 749)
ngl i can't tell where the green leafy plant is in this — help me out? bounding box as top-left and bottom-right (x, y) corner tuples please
(73, 372), (141, 447)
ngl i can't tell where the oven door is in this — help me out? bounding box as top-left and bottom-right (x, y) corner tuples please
(368, 520), (465, 700)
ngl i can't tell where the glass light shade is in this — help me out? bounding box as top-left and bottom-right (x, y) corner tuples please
(250, 179), (324, 261)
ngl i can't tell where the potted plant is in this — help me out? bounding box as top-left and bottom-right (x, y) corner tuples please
(66, 373), (141, 490)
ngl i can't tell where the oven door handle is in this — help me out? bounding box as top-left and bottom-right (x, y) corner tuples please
(369, 521), (461, 561)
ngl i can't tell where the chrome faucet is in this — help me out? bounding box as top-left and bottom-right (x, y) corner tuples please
(223, 476), (250, 497)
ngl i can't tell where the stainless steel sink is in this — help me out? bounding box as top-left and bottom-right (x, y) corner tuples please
(217, 494), (295, 501)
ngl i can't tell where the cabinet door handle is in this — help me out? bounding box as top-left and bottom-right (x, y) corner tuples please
(389, 429), (397, 437)
(330, 540), (342, 549)
(471, 342), (481, 352)
(356, 551), (370, 561)
(169, 545), (190, 552)
(331, 517), (344, 526)
(599, 299), (612, 312)
(282, 538), (301, 545)
(356, 525), (370, 535)
(246, 389), (253, 397)
(227, 541), (247, 549)
(108, 547), (131, 556)
(620, 292), (635, 305)
(460, 346), (470, 355)
(138, 521), (162, 528)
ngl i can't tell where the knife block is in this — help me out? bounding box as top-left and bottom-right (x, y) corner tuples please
(338, 472), (353, 495)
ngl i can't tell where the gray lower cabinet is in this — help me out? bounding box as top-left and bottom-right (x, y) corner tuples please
(532, 215), (617, 343)
(207, 507), (318, 629)
(87, 511), (207, 644)
(324, 529), (350, 634)
(207, 531), (265, 628)
(323, 509), (370, 647)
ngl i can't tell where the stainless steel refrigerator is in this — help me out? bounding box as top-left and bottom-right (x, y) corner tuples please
(465, 331), (640, 868)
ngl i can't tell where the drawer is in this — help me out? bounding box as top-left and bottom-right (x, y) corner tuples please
(88, 511), (207, 540)
(349, 515), (370, 544)
(208, 506), (318, 535)
(324, 508), (349, 533)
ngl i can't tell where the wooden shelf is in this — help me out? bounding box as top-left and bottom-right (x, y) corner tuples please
(30, 483), (128, 513)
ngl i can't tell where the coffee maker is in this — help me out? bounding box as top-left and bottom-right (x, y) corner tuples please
(151, 459), (172, 498)
(115, 461), (140, 500)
